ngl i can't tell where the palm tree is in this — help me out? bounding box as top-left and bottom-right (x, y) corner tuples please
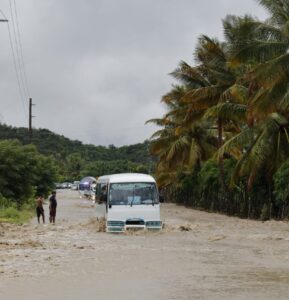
(217, 112), (289, 191)
(216, 1), (289, 188)
(145, 0), (289, 218)
(174, 35), (246, 189)
(148, 34), (249, 188)
(224, 1), (289, 119)
(147, 85), (217, 186)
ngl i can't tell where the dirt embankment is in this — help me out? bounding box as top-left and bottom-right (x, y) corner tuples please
(1, 190), (289, 300)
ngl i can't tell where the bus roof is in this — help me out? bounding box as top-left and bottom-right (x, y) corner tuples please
(97, 173), (156, 184)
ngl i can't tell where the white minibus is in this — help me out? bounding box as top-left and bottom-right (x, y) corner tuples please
(95, 173), (163, 232)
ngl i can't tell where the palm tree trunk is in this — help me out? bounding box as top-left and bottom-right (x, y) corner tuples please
(218, 118), (225, 192)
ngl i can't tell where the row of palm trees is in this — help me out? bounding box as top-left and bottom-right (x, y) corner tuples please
(148, 0), (289, 216)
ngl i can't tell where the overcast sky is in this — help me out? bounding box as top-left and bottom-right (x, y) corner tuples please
(0, 0), (268, 146)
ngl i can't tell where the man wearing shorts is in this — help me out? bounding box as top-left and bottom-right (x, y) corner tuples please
(36, 196), (45, 224)
(49, 191), (57, 224)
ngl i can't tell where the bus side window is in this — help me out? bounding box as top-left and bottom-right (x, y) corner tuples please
(100, 184), (107, 203)
(95, 184), (101, 203)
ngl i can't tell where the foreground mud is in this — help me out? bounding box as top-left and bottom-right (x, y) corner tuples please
(1, 190), (289, 300)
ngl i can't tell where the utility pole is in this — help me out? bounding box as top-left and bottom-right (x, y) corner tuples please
(28, 98), (34, 143)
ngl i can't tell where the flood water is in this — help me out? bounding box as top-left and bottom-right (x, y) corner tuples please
(1, 190), (289, 299)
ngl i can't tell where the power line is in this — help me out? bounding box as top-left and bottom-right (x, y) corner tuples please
(7, 19), (28, 118)
(0, 7), (28, 121)
(10, 0), (34, 142)
(12, 0), (30, 96)
(9, 0), (28, 99)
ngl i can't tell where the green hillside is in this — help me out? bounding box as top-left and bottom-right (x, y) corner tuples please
(0, 123), (154, 180)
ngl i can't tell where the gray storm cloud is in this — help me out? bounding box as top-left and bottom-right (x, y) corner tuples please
(0, 0), (267, 146)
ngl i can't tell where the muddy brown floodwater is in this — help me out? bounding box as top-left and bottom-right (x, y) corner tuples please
(1, 190), (289, 300)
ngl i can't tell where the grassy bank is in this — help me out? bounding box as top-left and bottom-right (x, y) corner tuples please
(0, 206), (34, 223)
(0, 196), (35, 224)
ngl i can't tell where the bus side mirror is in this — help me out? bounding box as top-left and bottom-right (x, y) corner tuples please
(159, 195), (164, 203)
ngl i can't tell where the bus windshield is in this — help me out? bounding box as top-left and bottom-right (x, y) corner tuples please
(109, 182), (158, 206)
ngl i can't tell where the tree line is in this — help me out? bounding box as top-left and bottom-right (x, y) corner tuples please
(148, 0), (289, 219)
(0, 140), (57, 208)
(0, 124), (152, 207)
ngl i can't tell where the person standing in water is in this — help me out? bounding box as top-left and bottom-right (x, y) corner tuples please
(49, 191), (57, 224)
(36, 196), (45, 224)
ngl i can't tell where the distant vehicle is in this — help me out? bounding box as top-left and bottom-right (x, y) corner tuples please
(60, 182), (72, 189)
(71, 181), (80, 190)
(95, 173), (163, 232)
(79, 176), (96, 198)
(55, 183), (62, 189)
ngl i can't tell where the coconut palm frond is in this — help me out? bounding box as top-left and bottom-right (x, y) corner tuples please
(204, 102), (247, 122)
(230, 113), (289, 186)
(217, 127), (254, 159)
(234, 40), (288, 64)
(223, 12), (287, 64)
(145, 118), (167, 126)
(278, 87), (289, 110)
(223, 15), (262, 45)
(249, 82), (287, 118)
(221, 84), (248, 104)
(166, 136), (189, 161)
(149, 129), (168, 140)
(161, 85), (187, 105)
(195, 35), (226, 66)
(182, 85), (224, 104)
(183, 110), (204, 126)
(164, 107), (187, 122)
(257, 0), (289, 26)
(149, 136), (171, 155)
(155, 171), (179, 187)
(257, 21), (284, 40)
(247, 52), (289, 86)
(170, 61), (209, 87)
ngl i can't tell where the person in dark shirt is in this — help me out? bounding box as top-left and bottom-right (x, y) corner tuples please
(49, 191), (57, 224)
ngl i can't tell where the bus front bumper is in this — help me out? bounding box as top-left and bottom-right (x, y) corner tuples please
(106, 220), (162, 233)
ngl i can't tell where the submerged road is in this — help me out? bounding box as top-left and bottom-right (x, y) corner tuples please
(1, 190), (289, 299)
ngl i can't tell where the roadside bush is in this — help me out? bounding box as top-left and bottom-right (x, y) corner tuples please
(0, 140), (57, 207)
(165, 157), (276, 220)
(0, 206), (33, 223)
(0, 207), (20, 219)
(273, 158), (289, 218)
(34, 155), (58, 197)
(198, 159), (220, 210)
(0, 194), (12, 209)
(260, 203), (269, 221)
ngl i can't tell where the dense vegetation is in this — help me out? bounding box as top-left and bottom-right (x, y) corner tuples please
(0, 139), (57, 222)
(0, 123), (152, 218)
(149, 0), (289, 219)
(0, 123), (153, 182)
(0, 140), (57, 203)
